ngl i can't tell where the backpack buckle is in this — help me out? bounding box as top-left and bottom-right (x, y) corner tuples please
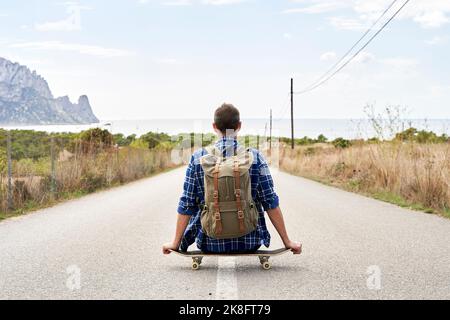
(235, 189), (241, 197)
(213, 191), (219, 199)
(215, 212), (221, 220)
(237, 210), (244, 219)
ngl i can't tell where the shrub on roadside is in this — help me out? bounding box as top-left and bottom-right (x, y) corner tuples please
(279, 142), (450, 216)
(332, 137), (352, 149)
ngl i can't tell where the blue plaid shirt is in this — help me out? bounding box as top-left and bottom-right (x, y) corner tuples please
(177, 137), (279, 253)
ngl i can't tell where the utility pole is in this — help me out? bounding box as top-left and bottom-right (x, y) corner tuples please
(290, 78), (295, 150)
(269, 108), (273, 151)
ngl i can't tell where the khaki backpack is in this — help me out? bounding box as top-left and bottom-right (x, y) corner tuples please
(200, 145), (259, 239)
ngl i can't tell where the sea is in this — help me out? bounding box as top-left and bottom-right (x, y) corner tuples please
(1, 119), (449, 140)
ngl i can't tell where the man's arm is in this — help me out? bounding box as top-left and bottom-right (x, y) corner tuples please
(255, 151), (302, 255)
(162, 154), (199, 255)
(162, 214), (191, 254)
(267, 207), (302, 254)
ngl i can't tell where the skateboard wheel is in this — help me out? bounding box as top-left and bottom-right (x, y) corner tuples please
(262, 262), (271, 270)
(259, 256), (269, 264)
(192, 262), (200, 270)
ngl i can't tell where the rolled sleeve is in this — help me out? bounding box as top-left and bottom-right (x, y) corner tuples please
(177, 156), (200, 216)
(256, 153), (280, 211)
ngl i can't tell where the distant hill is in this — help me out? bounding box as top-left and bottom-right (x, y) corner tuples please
(0, 57), (99, 125)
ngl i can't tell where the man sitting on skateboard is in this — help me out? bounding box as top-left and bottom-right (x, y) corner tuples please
(162, 103), (301, 255)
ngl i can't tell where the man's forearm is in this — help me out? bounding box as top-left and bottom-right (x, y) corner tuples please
(172, 214), (191, 247)
(267, 207), (291, 246)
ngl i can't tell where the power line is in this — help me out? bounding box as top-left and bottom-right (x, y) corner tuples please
(274, 93), (291, 122)
(295, 0), (411, 95)
(299, 0), (399, 93)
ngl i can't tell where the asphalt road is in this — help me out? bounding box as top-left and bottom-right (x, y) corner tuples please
(0, 166), (449, 299)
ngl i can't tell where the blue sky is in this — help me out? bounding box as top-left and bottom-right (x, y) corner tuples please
(0, 0), (449, 120)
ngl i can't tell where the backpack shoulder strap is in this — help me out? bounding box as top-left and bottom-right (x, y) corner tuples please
(203, 145), (221, 157)
(235, 145), (250, 155)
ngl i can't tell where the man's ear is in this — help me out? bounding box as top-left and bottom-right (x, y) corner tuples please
(235, 122), (242, 133)
(212, 123), (221, 135)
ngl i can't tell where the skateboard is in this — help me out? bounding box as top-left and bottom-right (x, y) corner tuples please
(170, 248), (290, 270)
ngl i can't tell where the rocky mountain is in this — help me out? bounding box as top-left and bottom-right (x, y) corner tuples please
(0, 57), (99, 125)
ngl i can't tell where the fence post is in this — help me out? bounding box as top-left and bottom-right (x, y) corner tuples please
(50, 136), (56, 198)
(6, 130), (13, 211)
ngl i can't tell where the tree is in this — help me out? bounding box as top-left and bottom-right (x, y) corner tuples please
(78, 128), (113, 153)
(332, 137), (351, 149)
(317, 134), (328, 143)
(140, 132), (171, 149)
(113, 133), (136, 146)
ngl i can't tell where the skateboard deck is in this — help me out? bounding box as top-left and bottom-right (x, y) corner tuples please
(170, 248), (290, 270)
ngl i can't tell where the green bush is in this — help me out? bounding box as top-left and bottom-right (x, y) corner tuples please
(78, 128), (113, 153)
(332, 137), (352, 149)
(140, 132), (171, 149)
(113, 133), (136, 146)
(395, 127), (449, 144)
(317, 134), (328, 143)
(0, 148), (6, 174)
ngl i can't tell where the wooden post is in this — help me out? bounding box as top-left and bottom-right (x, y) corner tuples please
(291, 78), (295, 150)
(269, 108), (273, 151)
(50, 136), (56, 197)
(6, 130), (13, 211)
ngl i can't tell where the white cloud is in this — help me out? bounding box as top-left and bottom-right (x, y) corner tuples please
(35, 2), (92, 32)
(380, 57), (418, 68)
(425, 35), (448, 45)
(163, 0), (192, 5)
(353, 51), (375, 64)
(141, 0), (247, 6)
(154, 58), (183, 64)
(412, 10), (449, 28)
(202, 0), (248, 5)
(320, 51), (336, 61)
(329, 16), (366, 30)
(8, 41), (135, 58)
(283, 33), (293, 39)
(285, 0), (450, 29)
(283, 1), (346, 14)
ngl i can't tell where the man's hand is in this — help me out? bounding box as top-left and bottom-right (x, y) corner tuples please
(163, 215), (191, 255)
(285, 240), (302, 255)
(267, 207), (302, 255)
(162, 242), (180, 255)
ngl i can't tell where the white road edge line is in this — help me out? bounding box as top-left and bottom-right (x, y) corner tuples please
(215, 257), (238, 300)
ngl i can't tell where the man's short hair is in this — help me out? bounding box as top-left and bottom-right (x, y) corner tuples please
(214, 103), (240, 134)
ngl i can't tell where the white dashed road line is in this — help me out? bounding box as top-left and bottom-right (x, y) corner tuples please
(215, 257), (238, 300)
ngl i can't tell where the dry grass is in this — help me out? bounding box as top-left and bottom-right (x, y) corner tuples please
(0, 146), (177, 216)
(279, 142), (450, 216)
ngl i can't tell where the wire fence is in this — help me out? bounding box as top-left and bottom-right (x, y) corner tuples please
(0, 130), (177, 215)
